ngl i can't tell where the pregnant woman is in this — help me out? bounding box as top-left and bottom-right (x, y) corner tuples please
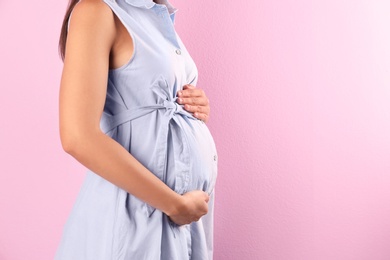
(55, 0), (218, 259)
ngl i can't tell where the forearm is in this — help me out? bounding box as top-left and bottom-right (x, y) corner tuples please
(63, 130), (182, 216)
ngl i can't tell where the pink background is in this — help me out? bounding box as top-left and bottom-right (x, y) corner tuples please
(1, 0), (390, 259)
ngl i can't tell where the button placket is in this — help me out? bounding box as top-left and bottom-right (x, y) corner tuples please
(154, 5), (181, 50)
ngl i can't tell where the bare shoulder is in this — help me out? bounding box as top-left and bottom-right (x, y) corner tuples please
(68, 0), (116, 43)
(72, 0), (113, 18)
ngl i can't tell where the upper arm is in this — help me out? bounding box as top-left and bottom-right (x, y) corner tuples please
(59, 0), (116, 146)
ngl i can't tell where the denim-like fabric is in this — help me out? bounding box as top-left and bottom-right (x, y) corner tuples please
(55, 0), (217, 259)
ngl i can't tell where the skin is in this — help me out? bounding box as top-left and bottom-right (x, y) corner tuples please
(60, 0), (211, 225)
(178, 85), (210, 123)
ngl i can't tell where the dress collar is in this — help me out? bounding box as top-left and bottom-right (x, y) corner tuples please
(124, 0), (178, 15)
(124, 0), (155, 9)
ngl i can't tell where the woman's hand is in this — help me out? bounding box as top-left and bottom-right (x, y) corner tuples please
(177, 85), (210, 123)
(167, 190), (210, 226)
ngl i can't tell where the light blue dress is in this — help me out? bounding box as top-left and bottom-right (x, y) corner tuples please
(55, 0), (218, 259)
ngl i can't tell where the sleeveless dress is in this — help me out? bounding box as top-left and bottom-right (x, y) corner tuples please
(55, 0), (218, 259)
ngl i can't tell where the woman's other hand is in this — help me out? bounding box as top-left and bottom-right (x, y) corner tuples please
(177, 85), (210, 123)
(167, 190), (210, 226)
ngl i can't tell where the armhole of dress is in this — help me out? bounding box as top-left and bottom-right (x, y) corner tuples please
(102, 1), (137, 72)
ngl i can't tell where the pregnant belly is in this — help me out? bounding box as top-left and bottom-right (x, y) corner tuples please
(166, 118), (218, 195)
(111, 112), (217, 195)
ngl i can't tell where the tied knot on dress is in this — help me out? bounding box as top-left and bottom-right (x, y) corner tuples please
(151, 75), (194, 121)
(100, 75), (195, 134)
(163, 99), (183, 116)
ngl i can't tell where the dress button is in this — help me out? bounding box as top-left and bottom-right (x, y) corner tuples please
(175, 49), (181, 55)
(213, 155), (217, 161)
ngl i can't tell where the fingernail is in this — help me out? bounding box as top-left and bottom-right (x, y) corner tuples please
(178, 98), (182, 103)
(177, 91), (182, 97)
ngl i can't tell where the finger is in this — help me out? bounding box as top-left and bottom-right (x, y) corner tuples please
(177, 89), (197, 97)
(178, 88), (205, 98)
(204, 194), (210, 203)
(182, 104), (210, 122)
(177, 97), (209, 106)
(204, 203), (209, 214)
(183, 84), (195, 90)
(194, 113), (209, 123)
(183, 104), (209, 114)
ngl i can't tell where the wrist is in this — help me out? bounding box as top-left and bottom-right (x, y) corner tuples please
(164, 193), (185, 217)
